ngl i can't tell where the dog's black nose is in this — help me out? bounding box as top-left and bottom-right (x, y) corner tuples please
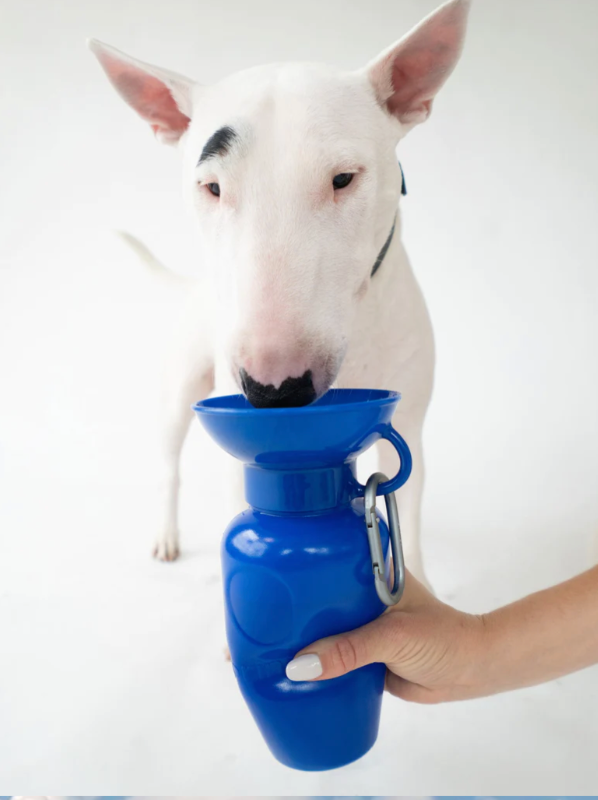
(240, 369), (316, 408)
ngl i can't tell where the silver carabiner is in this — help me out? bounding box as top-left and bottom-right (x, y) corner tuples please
(364, 472), (405, 607)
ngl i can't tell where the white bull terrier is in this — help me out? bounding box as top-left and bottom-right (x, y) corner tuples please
(89, 0), (471, 587)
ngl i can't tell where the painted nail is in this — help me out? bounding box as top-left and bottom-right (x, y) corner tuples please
(285, 653), (323, 681)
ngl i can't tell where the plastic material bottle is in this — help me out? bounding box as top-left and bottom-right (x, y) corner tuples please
(194, 388), (411, 771)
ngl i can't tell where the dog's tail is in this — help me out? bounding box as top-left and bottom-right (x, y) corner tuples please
(115, 230), (193, 287)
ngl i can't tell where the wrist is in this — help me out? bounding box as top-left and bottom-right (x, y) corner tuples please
(470, 603), (544, 696)
(454, 610), (507, 699)
(471, 610), (509, 695)
(427, 608), (500, 702)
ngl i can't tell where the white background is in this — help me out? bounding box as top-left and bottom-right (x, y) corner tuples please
(1, 0), (597, 793)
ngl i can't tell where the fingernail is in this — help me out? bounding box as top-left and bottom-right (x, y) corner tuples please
(286, 653), (323, 681)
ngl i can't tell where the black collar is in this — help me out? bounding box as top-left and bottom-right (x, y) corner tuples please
(370, 161), (406, 278)
(370, 217), (396, 278)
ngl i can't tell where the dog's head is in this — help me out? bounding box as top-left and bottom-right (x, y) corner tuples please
(90, 0), (469, 407)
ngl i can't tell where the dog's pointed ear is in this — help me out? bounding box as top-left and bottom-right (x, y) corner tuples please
(88, 39), (197, 145)
(364, 0), (470, 128)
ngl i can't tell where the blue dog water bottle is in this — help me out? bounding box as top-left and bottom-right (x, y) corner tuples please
(194, 388), (411, 771)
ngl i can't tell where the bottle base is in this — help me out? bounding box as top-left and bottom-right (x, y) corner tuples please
(236, 661), (385, 772)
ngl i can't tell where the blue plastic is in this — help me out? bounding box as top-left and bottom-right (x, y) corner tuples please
(194, 388), (412, 771)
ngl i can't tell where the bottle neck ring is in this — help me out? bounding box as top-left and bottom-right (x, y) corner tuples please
(243, 463), (358, 513)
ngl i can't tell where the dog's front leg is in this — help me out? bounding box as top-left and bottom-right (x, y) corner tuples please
(153, 365), (215, 561)
(377, 419), (431, 591)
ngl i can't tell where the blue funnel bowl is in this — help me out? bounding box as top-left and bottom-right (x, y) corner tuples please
(194, 388), (412, 510)
(193, 388), (412, 771)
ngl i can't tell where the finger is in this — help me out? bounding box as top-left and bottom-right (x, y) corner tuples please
(286, 612), (401, 681)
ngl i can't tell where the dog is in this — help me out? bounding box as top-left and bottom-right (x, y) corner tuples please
(89, 0), (471, 588)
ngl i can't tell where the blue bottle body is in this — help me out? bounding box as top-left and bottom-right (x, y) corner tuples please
(222, 501), (390, 771)
(194, 389), (412, 772)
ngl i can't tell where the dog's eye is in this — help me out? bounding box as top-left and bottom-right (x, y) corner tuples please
(207, 182), (220, 197)
(332, 173), (354, 190)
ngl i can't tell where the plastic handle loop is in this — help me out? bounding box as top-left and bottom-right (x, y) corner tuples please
(365, 472), (406, 607)
(355, 424), (412, 497)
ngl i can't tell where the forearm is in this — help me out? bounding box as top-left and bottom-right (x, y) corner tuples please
(478, 565), (598, 694)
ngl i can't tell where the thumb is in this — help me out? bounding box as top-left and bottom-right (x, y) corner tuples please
(285, 612), (399, 681)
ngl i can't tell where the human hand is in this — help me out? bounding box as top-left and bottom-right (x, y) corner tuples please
(285, 571), (489, 703)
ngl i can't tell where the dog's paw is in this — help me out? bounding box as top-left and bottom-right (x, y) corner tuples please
(152, 532), (180, 562)
(224, 646), (231, 662)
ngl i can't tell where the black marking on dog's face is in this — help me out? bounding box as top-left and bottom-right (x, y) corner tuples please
(198, 126), (238, 165)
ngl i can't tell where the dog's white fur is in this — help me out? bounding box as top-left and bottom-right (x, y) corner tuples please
(89, 0), (471, 585)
